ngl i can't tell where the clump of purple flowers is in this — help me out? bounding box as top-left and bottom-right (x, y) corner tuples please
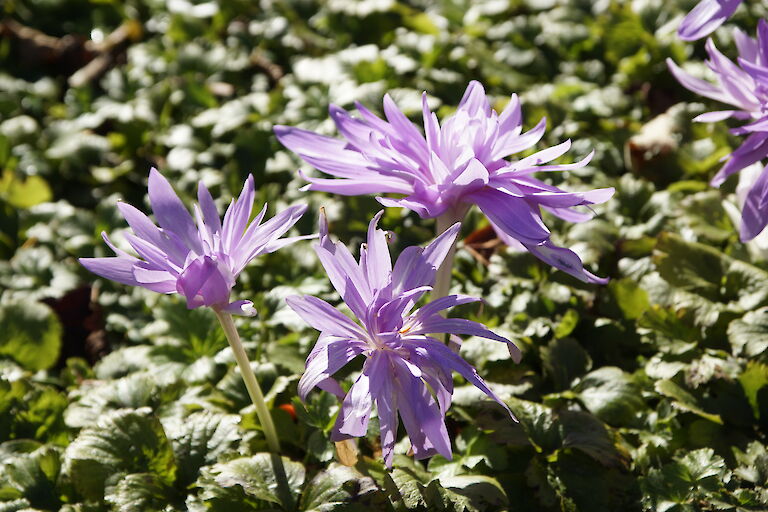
(80, 168), (309, 315)
(668, 20), (768, 240)
(275, 81), (613, 284)
(678, 0), (743, 41)
(286, 211), (520, 467)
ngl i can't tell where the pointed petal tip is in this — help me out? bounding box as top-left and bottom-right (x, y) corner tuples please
(148, 167), (164, 184)
(371, 209), (385, 226)
(328, 104), (348, 119)
(318, 207), (329, 239)
(445, 221), (462, 238)
(221, 300), (258, 316)
(79, 256), (140, 287)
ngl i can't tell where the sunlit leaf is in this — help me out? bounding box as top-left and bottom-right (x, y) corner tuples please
(0, 301), (61, 371)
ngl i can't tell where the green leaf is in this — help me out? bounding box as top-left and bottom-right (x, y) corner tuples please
(104, 473), (171, 511)
(654, 379), (723, 424)
(642, 448), (730, 509)
(64, 372), (183, 428)
(608, 278), (650, 320)
(293, 392), (338, 430)
(0, 301), (61, 371)
(655, 233), (768, 311)
(0, 445), (61, 510)
(63, 408), (177, 502)
(154, 300), (227, 356)
(554, 309), (579, 339)
(165, 411), (243, 487)
(437, 475), (508, 511)
(456, 428), (508, 471)
(654, 233), (722, 301)
(575, 367), (645, 426)
(680, 449), (729, 483)
(204, 453), (305, 509)
(387, 466), (427, 509)
(738, 362), (768, 420)
(0, 499), (32, 512)
(305, 430), (334, 463)
(0, 170), (52, 209)
(641, 464), (697, 509)
(506, 398), (561, 454)
(733, 442), (768, 485)
(728, 308), (768, 357)
(58, 504), (103, 512)
(267, 340), (308, 375)
(540, 338), (592, 391)
(300, 463), (378, 511)
(559, 410), (628, 469)
(0, 377), (68, 444)
(552, 450), (640, 511)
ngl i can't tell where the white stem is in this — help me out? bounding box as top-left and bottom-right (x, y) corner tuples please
(215, 310), (295, 510)
(215, 310), (282, 454)
(431, 206), (469, 303)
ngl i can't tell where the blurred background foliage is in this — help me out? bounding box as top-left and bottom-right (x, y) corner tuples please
(2, 0), (768, 510)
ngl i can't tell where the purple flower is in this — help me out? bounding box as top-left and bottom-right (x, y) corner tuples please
(286, 211), (520, 468)
(275, 81), (613, 284)
(741, 164), (768, 240)
(668, 20), (768, 240)
(678, 0), (743, 42)
(80, 168), (309, 315)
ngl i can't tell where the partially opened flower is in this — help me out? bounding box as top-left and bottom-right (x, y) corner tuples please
(275, 81), (613, 284)
(678, 0), (743, 41)
(80, 168), (309, 315)
(286, 210), (520, 467)
(668, 20), (768, 240)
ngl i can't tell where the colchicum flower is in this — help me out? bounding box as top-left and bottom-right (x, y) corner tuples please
(678, 0), (743, 41)
(80, 168), (309, 315)
(286, 211), (520, 467)
(275, 81), (613, 284)
(668, 20), (768, 240)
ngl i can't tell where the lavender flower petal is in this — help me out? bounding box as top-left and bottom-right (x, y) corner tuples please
(80, 169), (308, 315)
(79, 257), (140, 287)
(285, 295), (366, 339)
(288, 211), (520, 467)
(740, 164), (768, 241)
(147, 168), (203, 254)
(678, 0), (742, 42)
(333, 370), (373, 438)
(276, 80), (610, 283)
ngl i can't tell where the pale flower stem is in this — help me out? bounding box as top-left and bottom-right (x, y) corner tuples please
(215, 310), (281, 453)
(431, 207), (468, 346)
(432, 206), (469, 304)
(215, 310), (294, 509)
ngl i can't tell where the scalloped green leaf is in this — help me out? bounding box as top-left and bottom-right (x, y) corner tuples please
(0, 302), (61, 371)
(575, 367), (645, 426)
(200, 453), (305, 510)
(655, 379), (723, 424)
(63, 408), (176, 502)
(165, 411), (243, 487)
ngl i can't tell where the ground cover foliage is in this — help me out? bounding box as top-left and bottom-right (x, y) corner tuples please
(2, 0), (768, 510)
